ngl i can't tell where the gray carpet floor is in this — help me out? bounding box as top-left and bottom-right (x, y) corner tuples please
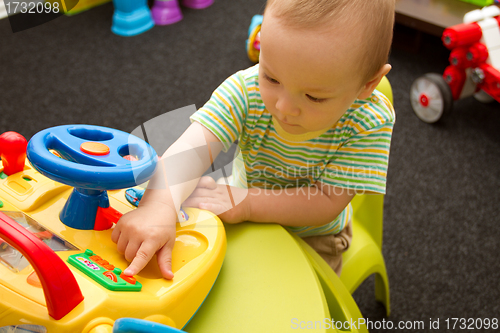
(1, 1), (499, 332)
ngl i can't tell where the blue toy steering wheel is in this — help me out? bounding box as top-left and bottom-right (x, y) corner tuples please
(26, 125), (158, 230)
(27, 125), (157, 190)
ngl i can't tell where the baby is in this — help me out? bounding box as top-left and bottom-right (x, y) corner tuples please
(112, 0), (396, 279)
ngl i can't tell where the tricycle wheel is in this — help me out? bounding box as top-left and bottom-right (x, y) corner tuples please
(410, 73), (453, 123)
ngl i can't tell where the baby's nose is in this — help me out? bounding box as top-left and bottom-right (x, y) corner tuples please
(275, 96), (300, 117)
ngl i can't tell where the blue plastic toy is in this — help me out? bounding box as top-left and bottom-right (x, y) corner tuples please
(125, 188), (145, 207)
(113, 318), (186, 333)
(111, 0), (155, 37)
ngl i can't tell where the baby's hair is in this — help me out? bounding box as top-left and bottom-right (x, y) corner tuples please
(265, 0), (396, 84)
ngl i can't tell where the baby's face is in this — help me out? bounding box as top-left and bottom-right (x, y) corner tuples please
(259, 10), (367, 135)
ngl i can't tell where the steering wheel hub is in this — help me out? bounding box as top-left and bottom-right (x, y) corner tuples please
(80, 142), (111, 156)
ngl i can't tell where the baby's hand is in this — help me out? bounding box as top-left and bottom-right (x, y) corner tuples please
(183, 176), (250, 224)
(111, 203), (177, 279)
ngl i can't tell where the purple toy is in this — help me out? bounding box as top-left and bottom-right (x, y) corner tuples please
(152, 0), (214, 25)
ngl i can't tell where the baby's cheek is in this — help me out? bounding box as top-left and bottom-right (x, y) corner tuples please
(260, 87), (274, 110)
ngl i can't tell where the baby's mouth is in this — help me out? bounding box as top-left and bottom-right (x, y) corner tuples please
(280, 118), (298, 126)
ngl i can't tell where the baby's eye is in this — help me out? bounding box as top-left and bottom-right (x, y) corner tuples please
(306, 94), (326, 103)
(265, 74), (279, 84)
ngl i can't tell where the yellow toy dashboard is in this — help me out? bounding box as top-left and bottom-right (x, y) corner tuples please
(0, 126), (226, 333)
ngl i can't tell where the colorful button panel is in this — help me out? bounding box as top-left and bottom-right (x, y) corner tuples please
(67, 249), (142, 292)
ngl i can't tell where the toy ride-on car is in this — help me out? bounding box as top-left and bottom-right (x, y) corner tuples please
(0, 125), (226, 333)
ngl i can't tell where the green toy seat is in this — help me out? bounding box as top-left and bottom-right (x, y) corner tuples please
(293, 235), (370, 333)
(341, 194), (390, 316)
(295, 195), (390, 319)
(377, 76), (393, 105)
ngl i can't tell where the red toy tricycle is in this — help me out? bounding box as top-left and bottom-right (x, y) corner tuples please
(410, 5), (500, 123)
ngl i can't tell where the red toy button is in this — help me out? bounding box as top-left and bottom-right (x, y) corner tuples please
(96, 259), (109, 266)
(27, 271), (42, 288)
(120, 273), (137, 285)
(80, 142), (110, 156)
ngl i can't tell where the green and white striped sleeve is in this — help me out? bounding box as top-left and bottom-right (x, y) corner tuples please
(190, 70), (250, 152)
(320, 92), (395, 194)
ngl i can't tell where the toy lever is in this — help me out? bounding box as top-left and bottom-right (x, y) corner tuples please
(95, 206), (123, 231)
(0, 212), (84, 320)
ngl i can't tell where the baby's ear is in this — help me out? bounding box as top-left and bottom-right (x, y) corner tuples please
(357, 64), (392, 100)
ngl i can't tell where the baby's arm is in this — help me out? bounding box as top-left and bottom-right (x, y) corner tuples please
(245, 183), (354, 227)
(185, 180), (354, 227)
(111, 122), (223, 279)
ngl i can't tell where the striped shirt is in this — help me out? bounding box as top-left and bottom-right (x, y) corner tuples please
(190, 64), (395, 237)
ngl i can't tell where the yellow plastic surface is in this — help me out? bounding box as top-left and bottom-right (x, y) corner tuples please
(0, 159), (226, 332)
(46, 0), (112, 16)
(185, 222), (346, 333)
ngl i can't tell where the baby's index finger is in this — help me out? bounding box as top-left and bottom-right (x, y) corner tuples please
(123, 264), (138, 277)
